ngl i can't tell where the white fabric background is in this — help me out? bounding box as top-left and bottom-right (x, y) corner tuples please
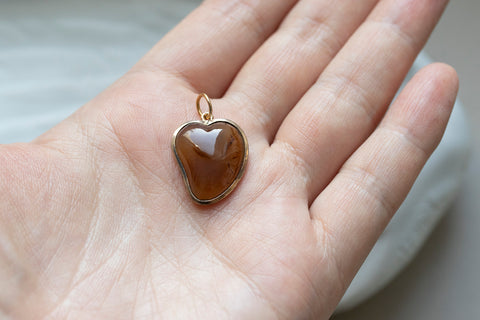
(0, 0), (471, 313)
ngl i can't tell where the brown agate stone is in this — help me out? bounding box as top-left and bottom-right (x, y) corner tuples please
(173, 120), (248, 203)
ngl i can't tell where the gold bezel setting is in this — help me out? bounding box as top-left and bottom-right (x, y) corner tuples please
(171, 118), (249, 205)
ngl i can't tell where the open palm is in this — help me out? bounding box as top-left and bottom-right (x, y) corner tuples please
(0, 0), (458, 319)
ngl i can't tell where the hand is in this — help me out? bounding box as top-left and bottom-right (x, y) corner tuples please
(0, 0), (458, 319)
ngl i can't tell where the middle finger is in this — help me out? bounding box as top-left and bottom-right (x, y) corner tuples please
(222, 0), (379, 142)
(275, 0), (450, 202)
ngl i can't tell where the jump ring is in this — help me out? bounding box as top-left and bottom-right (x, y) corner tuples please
(196, 93), (213, 121)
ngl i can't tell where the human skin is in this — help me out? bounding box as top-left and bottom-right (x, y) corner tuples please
(0, 0), (458, 319)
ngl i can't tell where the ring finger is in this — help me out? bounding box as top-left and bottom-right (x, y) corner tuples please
(221, 0), (379, 143)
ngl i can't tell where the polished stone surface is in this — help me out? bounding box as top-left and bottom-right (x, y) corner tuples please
(173, 120), (246, 202)
(1, 0), (479, 317)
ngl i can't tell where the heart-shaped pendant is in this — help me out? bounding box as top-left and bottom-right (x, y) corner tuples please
(172, 94), (248, 204)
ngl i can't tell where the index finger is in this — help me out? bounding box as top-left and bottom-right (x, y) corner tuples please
(311, 64), (458, 290)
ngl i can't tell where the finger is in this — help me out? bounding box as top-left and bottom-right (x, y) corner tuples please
(223, 0), (379, 141)
(275, 0), (450, 201)
(136, 0), (298, 97)
(311, 64), (458, 291)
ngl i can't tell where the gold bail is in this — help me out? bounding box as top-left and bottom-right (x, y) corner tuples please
(196, 93), (214, 122)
